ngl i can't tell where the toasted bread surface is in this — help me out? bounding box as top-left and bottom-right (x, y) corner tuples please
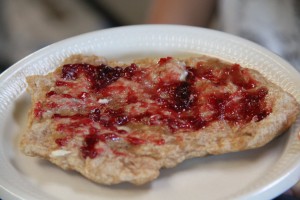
(19, 54), (300, 185)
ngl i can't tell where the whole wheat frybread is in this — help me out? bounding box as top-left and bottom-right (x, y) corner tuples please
(20, 54), (300, 185)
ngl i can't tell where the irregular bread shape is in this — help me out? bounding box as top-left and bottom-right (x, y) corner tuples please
(19, 54), (300, 185)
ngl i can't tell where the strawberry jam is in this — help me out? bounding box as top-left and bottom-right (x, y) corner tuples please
(55, 137), (69, 146)
(156, 81), (196, 112)
(81, 133), (103, 159)
(61, 63), (138, 90)
(46, 57), (271, 159)
(188, 63), (257, 89)
(33, 102), (45, 119)
(158, 57), (172, 65)
(207, 87), (270, 123)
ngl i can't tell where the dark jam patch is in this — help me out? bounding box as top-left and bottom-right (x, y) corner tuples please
(208, 87), (270, 123)
(156, 81), (196, 112)
(236, 87), (270, 122)
(230, 64), (257, 89)
(80, 133), (103, 159)
(47, 59), (271, 159)
(158, 57), (172, 65)
(61, 63), (138, 90)
(46, 91), (57, 97)
(89, 108), (101, 122)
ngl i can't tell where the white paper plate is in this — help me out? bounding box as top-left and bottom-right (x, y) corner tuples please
(1, 25), (300, 200)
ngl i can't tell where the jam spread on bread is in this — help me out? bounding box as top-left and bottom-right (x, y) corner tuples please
(21, 55), (300, 185)
(34, 57), (270, 159)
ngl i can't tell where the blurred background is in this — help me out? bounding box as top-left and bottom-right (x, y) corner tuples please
(0, 0), (152, 72)
(0, 0), (299, 73)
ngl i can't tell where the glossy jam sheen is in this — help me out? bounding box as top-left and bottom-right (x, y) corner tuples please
(38, 57), (271, 159)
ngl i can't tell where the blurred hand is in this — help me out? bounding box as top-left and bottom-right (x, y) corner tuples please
(146, 0), (217, 27)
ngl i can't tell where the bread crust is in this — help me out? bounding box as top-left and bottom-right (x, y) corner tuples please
(19, 54), (300, 185)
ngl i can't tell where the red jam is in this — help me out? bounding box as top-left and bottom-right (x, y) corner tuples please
(158, 57), (172, 65)
(207, 87), (270, 123)
(46, 91), (57, 97)
(55, 80), (75, 87)
(153, 139), (165, 145)
(156, 81), (196, 112)
(55, 137), (69, 146)
(188, 63), (257, 89)
(99, 133), (120, 142)
(33, 102), (45, 119)
(43, 58), (271, 159)
(126, 136), (146, 145)
(60, 63), (138, 91)
(80, 133), (103, 159)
